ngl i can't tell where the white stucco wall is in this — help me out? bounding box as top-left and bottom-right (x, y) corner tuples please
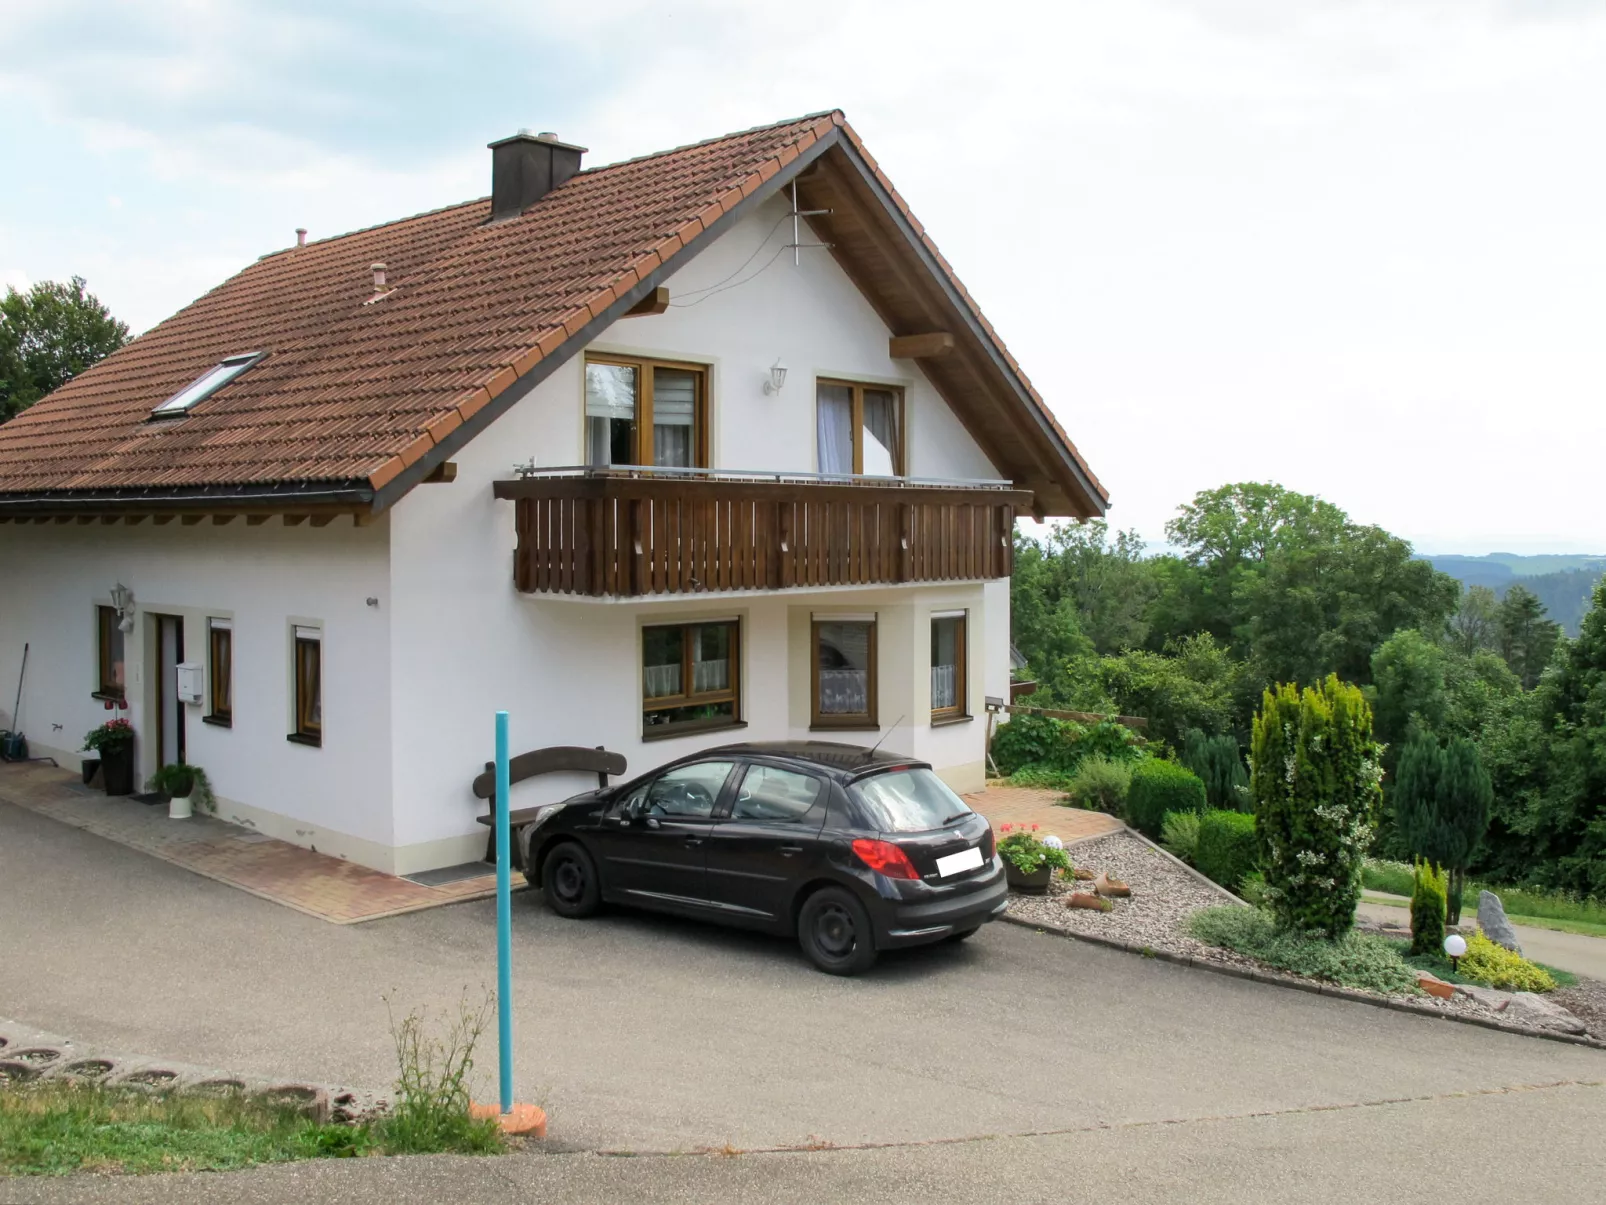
(0, 519), (395, 863)
(384, 197), (1009, 870)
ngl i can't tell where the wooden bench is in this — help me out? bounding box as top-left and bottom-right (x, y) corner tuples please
(471, 745), (627, 865)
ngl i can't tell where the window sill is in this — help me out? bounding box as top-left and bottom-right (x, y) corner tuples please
(286, 732), (322, 748)
(642, 718), (747, 743)
(91, 691), (126, 704)
(930, 713), (974, 728)
(202, 714), (233, 729)
(809, 721), (880, 733)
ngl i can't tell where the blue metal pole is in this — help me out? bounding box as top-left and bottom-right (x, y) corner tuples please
(495, 710), (513, 1115)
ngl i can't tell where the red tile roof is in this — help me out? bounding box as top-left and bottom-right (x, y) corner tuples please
(0, 111), (1106, 515)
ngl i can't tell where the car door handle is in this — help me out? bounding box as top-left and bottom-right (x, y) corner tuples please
(779, 845), (803, 856)
(684, 837), (704, 847)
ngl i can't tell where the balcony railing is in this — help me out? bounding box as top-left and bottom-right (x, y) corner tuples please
(492, 467), (1030, 598)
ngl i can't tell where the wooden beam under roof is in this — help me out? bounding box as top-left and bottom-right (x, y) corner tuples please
(888, 332), (954, 359)
(623, 286), (669, 316)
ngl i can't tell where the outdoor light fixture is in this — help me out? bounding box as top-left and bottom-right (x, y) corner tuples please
(763, 359), (787, 395)
(1444, 933), (1467, 973)
(109, 583), (136, 633)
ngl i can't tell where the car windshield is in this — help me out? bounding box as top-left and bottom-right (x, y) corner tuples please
(850, 767), (971, 833)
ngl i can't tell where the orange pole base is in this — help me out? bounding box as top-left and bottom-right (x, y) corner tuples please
(470, 1101), (547, 1138)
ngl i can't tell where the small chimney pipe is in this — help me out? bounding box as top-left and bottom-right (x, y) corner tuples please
(487, 130), (587, 223)
(371, 263), (387, 290)
(295, 227), (307, 247)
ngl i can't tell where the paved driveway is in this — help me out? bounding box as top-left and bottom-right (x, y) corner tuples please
(3, 800), (1604, 1178)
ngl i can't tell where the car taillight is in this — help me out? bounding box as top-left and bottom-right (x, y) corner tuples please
(851, 838), (920, 880)
(980, 826), (995, 861)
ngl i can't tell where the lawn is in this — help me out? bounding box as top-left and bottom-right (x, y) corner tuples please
(1361, 889), (1606, 940)
(0, 1082), (502, 1177)
(1362, 860), (1606, 935)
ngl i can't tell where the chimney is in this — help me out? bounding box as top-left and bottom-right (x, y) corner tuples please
(295, 227), (307, 247)
(487, 129), (587, 222)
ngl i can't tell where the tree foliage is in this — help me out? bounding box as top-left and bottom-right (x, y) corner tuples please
(1251, 676), (1382, 939)
(1181, 729), (1250, 812)
(1497, 585), (1562, 690)
(0, 277), (128, 422)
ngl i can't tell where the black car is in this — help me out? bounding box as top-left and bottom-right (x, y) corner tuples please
(514, 741), (1006, 975)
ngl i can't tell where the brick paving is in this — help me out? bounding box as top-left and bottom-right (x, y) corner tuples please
(0, 761), (517, 924)
(961, 783), (1125, 846)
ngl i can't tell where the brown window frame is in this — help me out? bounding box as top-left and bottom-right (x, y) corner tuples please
(930, 612), (968, 723)
(95, 605), (125, 701)
(816, 379), (906, 476)
(205, 619), (233, 727)
(289, 628), (322, 747)
(810, 618), (879, 730)
(585, 354), (710, 470)
(641, 619), (742, 740)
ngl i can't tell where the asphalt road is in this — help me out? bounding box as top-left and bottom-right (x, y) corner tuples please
(4, 801), (1605, 1202)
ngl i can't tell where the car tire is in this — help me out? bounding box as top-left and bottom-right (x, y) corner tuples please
(798, 886), (878, 976)
(946, 927), (981, 943)
(541, 842), (601, 919)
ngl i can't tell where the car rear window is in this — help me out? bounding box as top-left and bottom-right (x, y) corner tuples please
(850, 768), (971, 833)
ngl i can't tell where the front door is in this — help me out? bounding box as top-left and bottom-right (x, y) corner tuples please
(597, 760), (738, 910)
(703, 763), (827, 923)
(153, 614), (185, 768)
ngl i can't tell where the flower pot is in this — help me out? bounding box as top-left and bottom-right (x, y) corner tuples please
(81, 757), (101, 785)
(1004, 861), (1054, 894)
(100, 744), (135, 796)
(168, 793), (194, 820)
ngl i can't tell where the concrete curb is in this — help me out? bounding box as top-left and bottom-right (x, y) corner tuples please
(998, 913), (1606, 1053)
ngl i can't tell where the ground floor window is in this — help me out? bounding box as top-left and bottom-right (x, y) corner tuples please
(931, 612), (967, 720)
(290, 626), (322, 746)
(207, 618), (233, 725)
(812, 618), (877, 727)
(643, 619), (740, 736)
(96, 605), (125, 700)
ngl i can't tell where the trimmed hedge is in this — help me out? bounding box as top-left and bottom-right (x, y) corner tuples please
(1125, 760), (1206, 839)
(1195, 810), (1257, 892)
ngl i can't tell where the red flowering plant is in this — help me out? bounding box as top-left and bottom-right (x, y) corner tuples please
(82, 717), (135, 754)
(996, 822), (1073, 876)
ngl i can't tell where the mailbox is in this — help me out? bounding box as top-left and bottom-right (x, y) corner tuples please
(175, 661), (205, 705)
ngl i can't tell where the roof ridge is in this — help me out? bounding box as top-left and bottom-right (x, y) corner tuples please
(258, 195), (489, 259)
(577, 110), (841, 177)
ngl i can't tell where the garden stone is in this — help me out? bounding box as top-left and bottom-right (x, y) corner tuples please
(1505, 992), (1588, 1034)
(1065, 892), (1112, 912)
(1478, 890), (1523, 954)
(1094, 873), (1131, 898)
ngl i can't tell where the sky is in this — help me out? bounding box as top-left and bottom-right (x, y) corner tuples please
(2, 0), (1603, 554)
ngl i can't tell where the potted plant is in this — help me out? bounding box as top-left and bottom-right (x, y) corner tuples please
(997, 823), (1073, 894)
(148, 762), (213, 820)
(82, 719), (136, 796)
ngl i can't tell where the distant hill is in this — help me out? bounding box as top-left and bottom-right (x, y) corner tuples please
(1422, 553), (1606, 636)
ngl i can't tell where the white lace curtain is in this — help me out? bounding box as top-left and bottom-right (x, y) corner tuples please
(816, 384), (853, 475)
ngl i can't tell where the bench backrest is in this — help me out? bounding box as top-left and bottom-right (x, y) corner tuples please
(470, 745), (628, 801)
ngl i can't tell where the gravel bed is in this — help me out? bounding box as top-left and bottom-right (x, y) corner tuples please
(1003, 830), (1511, 1023)
(1551, 979), (1606, 1039)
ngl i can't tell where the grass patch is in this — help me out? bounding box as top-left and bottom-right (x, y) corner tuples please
(1361, 889), (1606, 939)
(1362, 860), (1606, 930)
(1187, 906), (1421, 995)
(0, 1082), (372, 1176)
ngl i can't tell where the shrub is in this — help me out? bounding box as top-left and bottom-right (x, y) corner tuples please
(1160, 810), (1201, 863)
(377, 991), (503, 1156)
(1458, 931), (1557, 992)
(1409, 860), (1447, 957)
(1181, 729), (1251, 812)
(1187, 905), (1420, 995)
(1004, 764), (1079, 793)
(1124, 759), (1206, 839)
(1065, 755), (1133, 813)
(1251, 676), (1382, 939)
(989, 714), (1146, 777)
(1195, 810), (1257, 894)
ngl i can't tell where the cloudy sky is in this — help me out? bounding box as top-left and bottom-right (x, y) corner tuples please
(3, 1), (1602, 553)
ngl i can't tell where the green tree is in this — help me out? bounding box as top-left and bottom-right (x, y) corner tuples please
(0, 277), (128, 422)
(1370, 629), (1448, 753)
(1251, 676), (1382, 939)
(1098, 633), (1255, 749)
(1181, 728), (1250, 811)
(1392, 732), (1492, 925)
(1496, 585), (1561, 689)
(1449, 584), (1501, 656)
(1409, 859), (1448, 957)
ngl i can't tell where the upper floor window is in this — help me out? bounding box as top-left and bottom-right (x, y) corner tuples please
(207, 618), (233, 726)
(151, 353), (264, 418)
(96, 605), (125, 700)
(816, 380), (903, 476)
(585, 355), (708, 470)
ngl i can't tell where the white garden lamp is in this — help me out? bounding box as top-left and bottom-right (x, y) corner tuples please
(1444, 933), (1467, 973)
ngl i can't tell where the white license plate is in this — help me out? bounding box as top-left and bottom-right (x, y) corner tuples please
(936, 846), (984, 877)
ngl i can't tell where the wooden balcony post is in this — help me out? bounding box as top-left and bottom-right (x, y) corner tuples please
(628, 499), (646, 596)
(898, 502), (913, 583)
(778, 503), (794, 589)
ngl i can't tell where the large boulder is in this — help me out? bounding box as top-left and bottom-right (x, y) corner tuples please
(1477, 890), (1523, 955)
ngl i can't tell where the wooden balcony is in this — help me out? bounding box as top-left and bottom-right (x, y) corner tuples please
(492, 469), (1030, 598)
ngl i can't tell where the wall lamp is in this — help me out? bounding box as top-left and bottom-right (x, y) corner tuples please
(763, 359), (787, 396)
(109, 583), (136, 633)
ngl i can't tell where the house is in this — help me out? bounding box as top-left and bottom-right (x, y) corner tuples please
(0, 112), (1107, 875)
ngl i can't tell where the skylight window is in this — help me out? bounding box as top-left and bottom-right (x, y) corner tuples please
(151, 353), (263, 418)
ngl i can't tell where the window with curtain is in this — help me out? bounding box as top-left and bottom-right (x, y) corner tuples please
(812, 619), (877, 727)
(930, 612), (967, 720)
(207, 618), (232, 726)
(585, 356), (707, 469)
(291, 626), (321, 746)
(643, 620), (740, 736)
(96, 605), (125, 700)
(816, 380), (903, 476)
